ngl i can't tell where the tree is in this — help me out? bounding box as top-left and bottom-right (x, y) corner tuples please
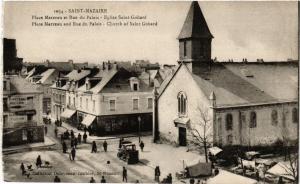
(281, 137), (298, 183)
(188, 106), (213, 163)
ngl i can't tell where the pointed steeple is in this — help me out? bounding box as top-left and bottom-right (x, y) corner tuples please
(177, 1), (213, 65)
(178, 1), (213, 39)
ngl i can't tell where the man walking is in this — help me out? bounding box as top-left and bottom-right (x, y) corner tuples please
(100, 176), (106, 183)
(62, 141), (67, 153)
(78, 133), (82, 144)
(139, 141), (144, 152)
(36, 155), (42, 168)
(20, 163), (26, 175)
(54, 175), (61, 182)
(91, 141), (97, 153)
(71, 147), (76, 161)
(83, 132), (87, 143)
(154, 166), (160, 182)
(103, 140), (108, 152)
(122, 166), (127, 182)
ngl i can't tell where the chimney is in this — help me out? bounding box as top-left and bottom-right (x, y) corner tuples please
(108, 61), (111, 70)
(86, 78), (91, 90)
(209, 91), (216, 108)
(113, 62), (118, 70)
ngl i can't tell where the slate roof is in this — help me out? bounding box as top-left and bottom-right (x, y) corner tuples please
(65, 69), (91, 81)
(178, 1), (213, 39)
(192, 62), (298, 107)
(8, 76), (42, 94)
(36, 69), (56, 84)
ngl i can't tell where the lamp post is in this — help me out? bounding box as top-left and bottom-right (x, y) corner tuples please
(138, 116), (141, 143)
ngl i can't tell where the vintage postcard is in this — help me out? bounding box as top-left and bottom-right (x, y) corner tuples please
(2, 1), (298, 183)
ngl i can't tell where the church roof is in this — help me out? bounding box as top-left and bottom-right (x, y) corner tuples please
(178, 1), (213, 39)
(191, 62), (298, 108)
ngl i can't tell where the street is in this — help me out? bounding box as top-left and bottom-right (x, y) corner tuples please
(3, 122), (203, 183)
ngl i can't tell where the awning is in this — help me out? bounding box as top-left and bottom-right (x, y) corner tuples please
(174, 117), (190, 127)
(60, 109), (76, 119)
(81, 114), (96, 127)
(185, 159), (212, 177)
(208, 147), (223, 156)
(208, 170), (257, 184)
(267, 162), (296, 181)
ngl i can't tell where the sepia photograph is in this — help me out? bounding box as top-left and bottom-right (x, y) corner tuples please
(2, 1), (298, 183)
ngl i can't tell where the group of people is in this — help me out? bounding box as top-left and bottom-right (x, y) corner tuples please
(91, 140), (108, 153)
(89, 176), (106, 183)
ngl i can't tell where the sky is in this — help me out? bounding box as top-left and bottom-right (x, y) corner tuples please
(4, 1), (298, 65)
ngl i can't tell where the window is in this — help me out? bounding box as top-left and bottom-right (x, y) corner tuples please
(3, 115), (8, 127)
(69, 96), (71, 105)
(3, 98), (8, 111)
(93, 100), (95, 112)
(86, 98), (88, 110)
(271, 110), (278, 125)
(227, 134), (233, 145)
(133, 83), (138, 91)
(177, 92), (187, 116)
(73, 97), (75, 106)
(148, 98), (153, 109)
(183, 41), (187, 57)
(249, 111), (257, 128)
(80, 97), (82, 107)
(109, 100), (116, 111)
(292, 108), (298, 123)
(27, 114), (33, 121)
(226, 114), (233, 130)
(133, 99), (138, 110)
(3, 81), (7, 90)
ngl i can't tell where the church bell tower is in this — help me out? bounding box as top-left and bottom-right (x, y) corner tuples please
(178, 1), (213, 64)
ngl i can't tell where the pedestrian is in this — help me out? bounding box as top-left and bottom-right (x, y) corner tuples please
(71, 130), (74, 139)
(84, 126), (88, 134)
(88, 126), (92, 136)
(44, 126), (48, 135)
(60, 134), (64, 143)
(136, 180), (139, 183)
(190, 178), (195, 184)
(91, 141), (97, 153)
(20, 162), (26, 175)
(119, 138), (123, 149)
(54, 127), (58, 138)
(122, 166), (127, 182)
(256, 170), (260, 181)
(154, 166), (161, 182)
(63, 141), (67, 153)
(83, 132), (87, 143)
(90, 177), (95, 183)
(167, 173), (172, 184)
(277, 176), (284, 184)
(139, 141), (144, 152)
(103, 140), (108, 152)
(71, 147), (76, 161)
(196, 179), (201, 184)
(78, 133), (82, 144)
(65, 130), (70, 139)
(214, 168), (219, 176)
(74, 138), (78, 148)
(54, 175), (61, 182)
(70, 138), (74, 148)
(100, 176), (106, 183)
(36, 155), (42, 168)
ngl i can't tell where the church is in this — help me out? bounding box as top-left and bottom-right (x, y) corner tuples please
(156, 1), (298, 148)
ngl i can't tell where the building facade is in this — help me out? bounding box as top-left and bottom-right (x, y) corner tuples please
(3, 75), (44, 147)
(157, 1), (298, 148)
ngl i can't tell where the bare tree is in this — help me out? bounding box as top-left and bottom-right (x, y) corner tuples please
(187, 106), (213, 163)
(281, 137), (298, 183)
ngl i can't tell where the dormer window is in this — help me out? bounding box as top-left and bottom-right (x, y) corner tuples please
(133, 83), (138, 91)
(183, 41), (187, 57)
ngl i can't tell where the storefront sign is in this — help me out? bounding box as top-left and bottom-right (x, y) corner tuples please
(8, 115), (27, 123)
(15, 110), (36, 115)
(9, 96), (27, 107)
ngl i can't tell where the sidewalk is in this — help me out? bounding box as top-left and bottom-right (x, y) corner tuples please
(58, 122), (152, 143)
(2, 136), (56, 154)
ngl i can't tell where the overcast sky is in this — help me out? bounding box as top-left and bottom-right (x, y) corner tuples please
(4, 1), (298, 65)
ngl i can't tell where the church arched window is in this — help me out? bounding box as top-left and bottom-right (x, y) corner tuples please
(178, 92), (187, 116)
